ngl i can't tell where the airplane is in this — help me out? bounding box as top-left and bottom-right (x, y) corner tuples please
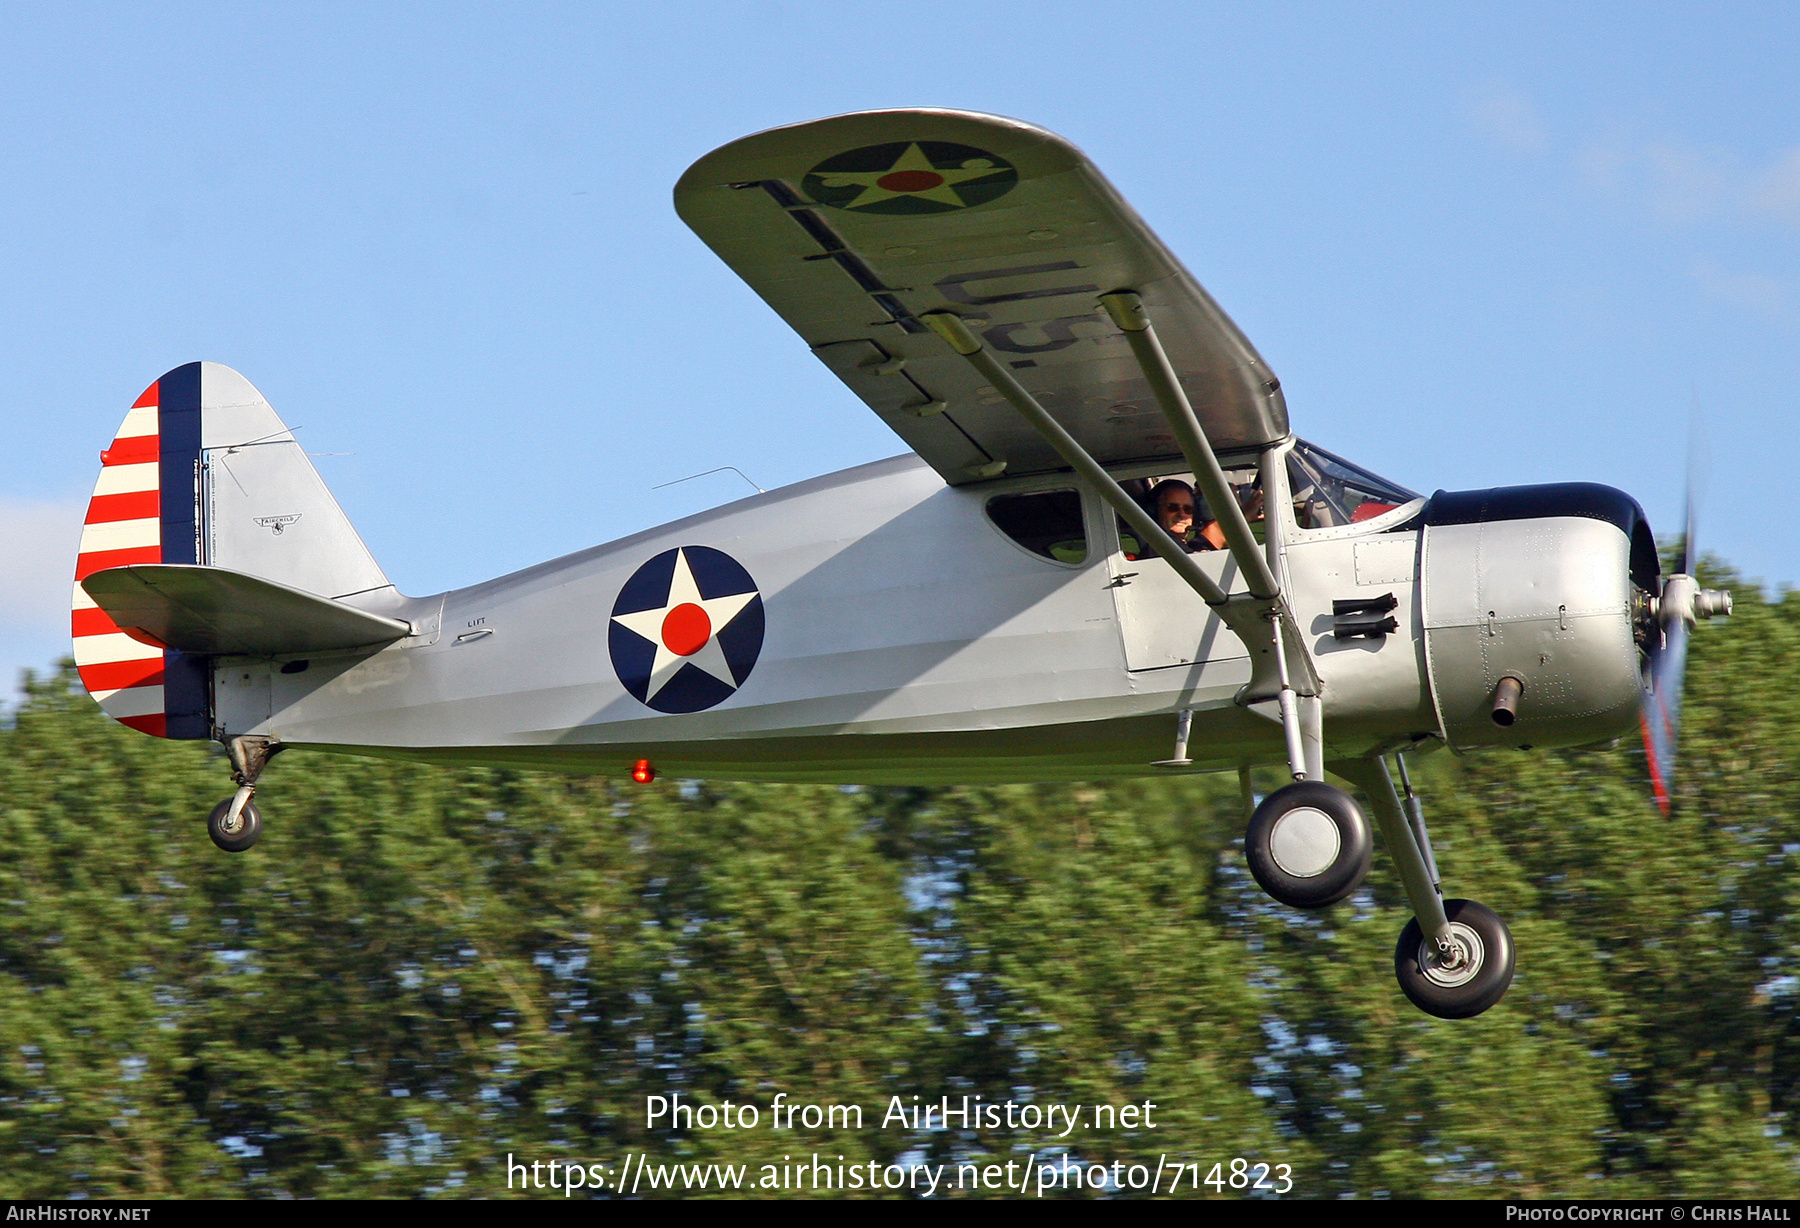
(69, 109), (1732, 1020)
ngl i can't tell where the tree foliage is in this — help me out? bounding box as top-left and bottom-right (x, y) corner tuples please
(2, 561), (1796, 1198)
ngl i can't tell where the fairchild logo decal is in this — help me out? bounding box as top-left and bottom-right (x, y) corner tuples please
(608, 546), (764, 714)
(254, 514), (301, 535)
(803, 142), (1019, 215)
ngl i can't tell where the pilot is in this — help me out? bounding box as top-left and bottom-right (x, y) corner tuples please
(1150, 479), (1225, 552)
(1123, 479), (1226, 557)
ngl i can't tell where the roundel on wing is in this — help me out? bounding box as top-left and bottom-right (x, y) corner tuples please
(803, 141), (1019, 215)
(608, 546), (764, 714)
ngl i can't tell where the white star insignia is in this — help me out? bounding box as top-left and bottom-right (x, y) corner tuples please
(610, 548), (757, 704)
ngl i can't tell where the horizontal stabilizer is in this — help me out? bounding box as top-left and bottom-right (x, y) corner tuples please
(82, 564), (411, 657)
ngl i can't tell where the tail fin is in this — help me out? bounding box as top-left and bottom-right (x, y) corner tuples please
(73, 362), (389, 738)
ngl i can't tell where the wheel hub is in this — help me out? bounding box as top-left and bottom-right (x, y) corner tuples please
(1267, 806), (1341, 878)
(1418, 921), (1486, 988)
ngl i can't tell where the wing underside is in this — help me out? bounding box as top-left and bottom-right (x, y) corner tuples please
(676, 108), (1289, 485)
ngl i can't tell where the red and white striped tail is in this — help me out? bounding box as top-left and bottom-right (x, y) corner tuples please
(74, 362), (390, 739)
(73, 381), (172, 735)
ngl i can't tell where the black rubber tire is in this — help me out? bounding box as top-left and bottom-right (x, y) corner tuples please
(1394, 899), (1515, 1019)
(207, 797), (263, 853)
(1245, 781), (1373, 909)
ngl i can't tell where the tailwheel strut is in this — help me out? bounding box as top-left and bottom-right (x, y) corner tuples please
(209, 735), (281, 854)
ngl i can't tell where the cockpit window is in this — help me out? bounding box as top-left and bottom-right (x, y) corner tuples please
(1288, 442), (1419, 529)
(985, 489), (1087, 564)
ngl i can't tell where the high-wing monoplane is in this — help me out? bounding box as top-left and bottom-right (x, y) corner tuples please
(71, 110), (1731, 1018)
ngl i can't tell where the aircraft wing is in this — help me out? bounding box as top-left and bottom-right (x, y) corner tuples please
(676, 109), (1288, 485)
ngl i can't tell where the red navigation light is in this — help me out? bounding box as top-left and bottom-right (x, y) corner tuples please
(631, 758), (656, 784)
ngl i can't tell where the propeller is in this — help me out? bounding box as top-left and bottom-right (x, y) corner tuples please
(1640, 450), (1732, 814)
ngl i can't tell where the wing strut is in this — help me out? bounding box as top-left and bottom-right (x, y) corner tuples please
(1095, 290), (1329, 778)
(1097, 292), (1281, 601)
(920, 310), (1230, 607)
(920, 310), (1322, 781)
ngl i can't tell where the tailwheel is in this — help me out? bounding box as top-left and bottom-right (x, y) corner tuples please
(207, 788), (263, 853)
(1245, 780), (1373, 909)
(1394, 899), (1515, 1019)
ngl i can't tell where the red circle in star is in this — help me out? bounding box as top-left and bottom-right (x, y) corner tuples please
(661, 603), (712, 656)
(876, 169), (944, 192)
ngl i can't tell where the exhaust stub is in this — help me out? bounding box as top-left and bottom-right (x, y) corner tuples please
(1490, 676), (1524, 727)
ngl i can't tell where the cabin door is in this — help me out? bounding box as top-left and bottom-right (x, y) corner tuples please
(1107, 547), (1245, 671)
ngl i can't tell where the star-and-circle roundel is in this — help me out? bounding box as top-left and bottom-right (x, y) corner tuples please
(803, 141), (1019, 215)
(608, 546), (764, 714)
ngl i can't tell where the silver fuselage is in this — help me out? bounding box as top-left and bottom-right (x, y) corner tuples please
(213, 450), (1648, 784)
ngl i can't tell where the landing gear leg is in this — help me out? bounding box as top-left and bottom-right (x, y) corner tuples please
(1245, 625), (1371, 907)
(209, 736), (280, 853)
(1334, 754), (1515, 1018)
(1395, 752), (1441, 891)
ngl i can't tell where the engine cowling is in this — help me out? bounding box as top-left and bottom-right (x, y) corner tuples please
(1419, 483), (1658, 751)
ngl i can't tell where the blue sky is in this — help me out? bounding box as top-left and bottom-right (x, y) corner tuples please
(3, 2), (1796, 692)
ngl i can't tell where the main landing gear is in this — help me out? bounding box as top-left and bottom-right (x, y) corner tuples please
(1393, 899), (1515, 1019)
(1243, 753), (1515, 1019)
(1244, 780), (1373, 909)
(208, 736), (281, 854)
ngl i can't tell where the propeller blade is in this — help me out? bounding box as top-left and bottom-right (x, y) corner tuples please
(1640, 611), (1689, 816)
(1642, 422), (1696, 817)
(1639, 410), (1730, 815)
(1680, 391), (1705, 578)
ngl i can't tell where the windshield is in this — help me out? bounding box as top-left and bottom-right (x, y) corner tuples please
(1288, 441), (1418, 529)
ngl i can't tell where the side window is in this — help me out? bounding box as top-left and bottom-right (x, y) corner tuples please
(985, 489), (1087, 564)
(1116, 469), (1263, 559)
